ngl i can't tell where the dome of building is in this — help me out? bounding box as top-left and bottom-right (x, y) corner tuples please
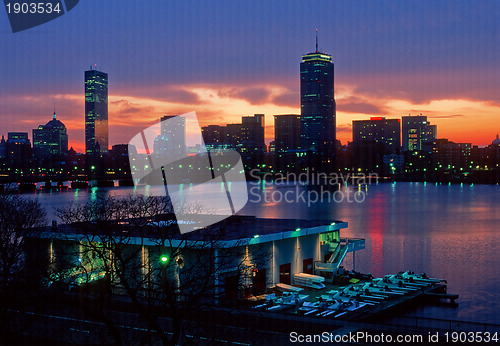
(492, 134), (500, 146)
(45, 112), (66, 129)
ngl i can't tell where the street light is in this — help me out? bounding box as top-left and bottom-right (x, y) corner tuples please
(160, 255), (169, 264)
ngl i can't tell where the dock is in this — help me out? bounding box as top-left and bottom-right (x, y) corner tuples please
(248, 272), (459, 323)
(235, 273), (469, 342)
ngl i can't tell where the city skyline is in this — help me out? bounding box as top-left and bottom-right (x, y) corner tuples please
(2, 102), (499, 155)
(1, 1), (500, 152)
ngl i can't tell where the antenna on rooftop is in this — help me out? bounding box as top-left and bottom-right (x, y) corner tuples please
(315, 28), (318, 53)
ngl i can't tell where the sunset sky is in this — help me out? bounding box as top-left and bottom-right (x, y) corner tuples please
(1, 0), (499, 152)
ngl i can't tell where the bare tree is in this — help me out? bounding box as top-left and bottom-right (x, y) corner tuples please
(55, 195), (255, 345)
(0, 194), (47, 343)
(0, 194), (47, 293)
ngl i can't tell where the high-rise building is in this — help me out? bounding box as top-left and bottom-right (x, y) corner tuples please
(153, 115), (186, 159)
(351, 117), (402, 174)
(8, 132), (30, 144)
(274, 114), (301, 174)
(402, 115), (436, 152)
(274, 114), (301, 152)
(202, 125), (229, 149)
(85, 68), (108, 154)
(201, 123), (244, 150)
(433, 139), (471, 172)
(352, 117), (401, 154)
(0, 136), (5, 159)
(226, 123), (244, 149)
(300, 34), (336, 164)
(241, 114), (265, 153)
(6, 132), (31, 169)
(201, 114), (265, 172)
(33, 112), (68, 157)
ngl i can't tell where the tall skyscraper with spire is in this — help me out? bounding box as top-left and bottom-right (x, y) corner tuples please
(300, 30), (336, 169)
(85, 67), (108, 154)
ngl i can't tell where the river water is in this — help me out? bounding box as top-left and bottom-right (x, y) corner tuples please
(31, 181), (500, 325)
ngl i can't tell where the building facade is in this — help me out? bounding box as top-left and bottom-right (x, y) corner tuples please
(240, 114), (265, 154)
(352, 117), (401, 154)
(202, 125), (230, 150)
(85, 68), (108, 154)
(351, 117), (401, 174)
(274, 114), (301, 152)
(300, 41), (336, 168)
(33, 112), (68, 157)
(402, 115), (436, 152)
(274, 114), (301, 173)
(153, 115), (186, 160)
(5, 132), (32, 169)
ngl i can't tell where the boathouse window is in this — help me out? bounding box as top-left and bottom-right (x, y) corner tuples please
(320, 231), (339, 243)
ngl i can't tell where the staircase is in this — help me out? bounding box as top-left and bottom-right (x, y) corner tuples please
(315, 242), (348, 273)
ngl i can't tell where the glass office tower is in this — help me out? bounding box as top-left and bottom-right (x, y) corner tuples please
(300, 41), (336, 166)
(85, 69), (108, 154)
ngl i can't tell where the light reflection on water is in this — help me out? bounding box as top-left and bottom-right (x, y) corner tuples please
(243, 182), (500, 324)
(31, 181), (500, 324)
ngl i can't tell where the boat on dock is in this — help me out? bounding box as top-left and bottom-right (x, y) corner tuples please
(293, 273), (326, 289)
(250, 270), (457, 322)
(399, 271), (445, 284)
(275, 283), (304, 293)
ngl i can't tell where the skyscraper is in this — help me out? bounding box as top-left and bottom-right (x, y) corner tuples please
(274, 114), (301, 152)
(402, 114), (436, 152)
(85, 68), (108, 154)
(33, 112), (68, 157)
(202, 125), (228, 149)
(300, 32), (336, 165)
(352, 117), (401, 154)
(241, 114), (265, 153)
(153, 115), (186, 159)
(6, 132), (31, 169)
(274, 114), (301, 174)
(352, 117), (401, 174)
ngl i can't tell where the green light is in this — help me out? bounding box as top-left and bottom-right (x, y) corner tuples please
(295, 228), (301, 232)
(160, 255), (169, 263)
(91, 165), (95, 170)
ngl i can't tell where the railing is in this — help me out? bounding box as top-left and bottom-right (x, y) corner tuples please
(332, 244), (348, 266)
(314, 261), (335, 272)
(340, 238), (366, 252)
(315, 238), (365, 273)
(315, 245), (348, 272)
(328, 243), (340, 263)
(328, 242), (339, 253)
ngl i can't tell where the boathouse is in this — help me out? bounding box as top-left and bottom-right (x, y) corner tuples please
(26, 215), (365, 300)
